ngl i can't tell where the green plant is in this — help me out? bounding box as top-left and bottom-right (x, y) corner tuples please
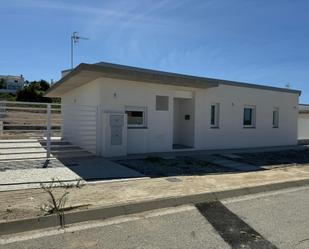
(0, 78), (5, 89)
(0, 93), (16, 101)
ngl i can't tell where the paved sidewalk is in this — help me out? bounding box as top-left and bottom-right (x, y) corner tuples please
(0, 157), (144, 191)
(1, 164), (309, 224)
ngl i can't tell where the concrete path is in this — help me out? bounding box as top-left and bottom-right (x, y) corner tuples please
(0, 157), (144, 191)
(59, 156), (144, 181)
(1, 164), (309, 224)
(0, 167), (82, 192)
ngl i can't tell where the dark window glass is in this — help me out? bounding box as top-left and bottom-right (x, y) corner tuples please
(243, 108), (253, 126)
(273, 109), (279, 128)
(211, 105), (215, 125)
(125, 111), (144, 125)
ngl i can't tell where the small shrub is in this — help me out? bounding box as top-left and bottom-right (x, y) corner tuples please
(40, 178), (84, 227)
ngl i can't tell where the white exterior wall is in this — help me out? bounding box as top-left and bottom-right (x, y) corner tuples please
(61, 81), (100, 154)
(96, 78), (190, 154)
(298, 113), (309, 139)
(60, 77), (299, 155)
(195, 84), (298, 150)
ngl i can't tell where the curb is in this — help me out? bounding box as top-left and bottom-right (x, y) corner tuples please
(1, 178), (309, 236)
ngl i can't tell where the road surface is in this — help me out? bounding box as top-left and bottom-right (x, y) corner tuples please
(1, 186), (309, 249)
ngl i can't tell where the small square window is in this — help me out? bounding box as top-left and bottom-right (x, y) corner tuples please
(243, 106), (256, 128)
(125, 106), (147, 128)
(156, 96), (169, 111)
(273, 107), (279, 128)
(210, 103), (220, 128)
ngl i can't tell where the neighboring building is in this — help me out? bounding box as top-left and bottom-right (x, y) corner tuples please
(298, 104), (309, 141)
(0, 75), (25, 93)
(45, 62), (301, 157)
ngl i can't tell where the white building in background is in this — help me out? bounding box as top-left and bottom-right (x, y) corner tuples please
(0, 75), (25, 93)
(298, 104), (309, 141)
(45, 62), (301, 157)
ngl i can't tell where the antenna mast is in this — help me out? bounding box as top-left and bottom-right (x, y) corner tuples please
(71, 31), (89, 69)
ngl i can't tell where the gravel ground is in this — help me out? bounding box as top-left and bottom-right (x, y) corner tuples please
(234, 149), (309, 168)
(115, 156), (238, 178)
(0, 159), (65, 172)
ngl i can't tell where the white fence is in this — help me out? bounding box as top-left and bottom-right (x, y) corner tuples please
(0, 101), (96, 160)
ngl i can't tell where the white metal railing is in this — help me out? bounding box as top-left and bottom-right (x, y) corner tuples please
(0, 101), (61, 159)
(0, 101), (98, 160)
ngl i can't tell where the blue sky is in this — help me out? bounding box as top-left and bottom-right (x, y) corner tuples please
(1, 0), (309, 102)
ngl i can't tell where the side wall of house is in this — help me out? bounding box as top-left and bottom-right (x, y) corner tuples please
(61, 81), (100, 154)
(195, 84), (299, 149)
(298, 113), (309, 139)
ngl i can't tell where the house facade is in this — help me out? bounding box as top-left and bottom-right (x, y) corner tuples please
(0, 75), (25, 93)
(45, 62), (301, 157)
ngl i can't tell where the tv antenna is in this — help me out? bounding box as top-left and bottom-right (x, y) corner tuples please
(71, 31), (89, 69)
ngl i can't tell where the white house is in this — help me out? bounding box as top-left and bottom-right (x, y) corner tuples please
(45, 62), (301, 157)
(0, 75), (25, 93)
(298, 104), (309, 141)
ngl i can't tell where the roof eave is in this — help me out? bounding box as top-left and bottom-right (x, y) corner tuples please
(45, 63), (219, 97)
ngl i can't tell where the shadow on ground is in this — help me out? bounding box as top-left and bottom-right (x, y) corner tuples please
(56, 156), (144, 181)
(115, 156), (246, 178)
(232, 149), (309, 169)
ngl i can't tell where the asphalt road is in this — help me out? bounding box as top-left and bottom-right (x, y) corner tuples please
(1, 186), (309, 249)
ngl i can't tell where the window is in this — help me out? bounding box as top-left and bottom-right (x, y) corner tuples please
(273, 107), (279, 128)
(210, 103), (220, 128)
(125, 106), (147, 128)
(243, 106), (256, 128)
(156, 96), (169, 111)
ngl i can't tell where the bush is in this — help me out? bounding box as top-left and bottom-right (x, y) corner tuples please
(0, 93), (16, 101)
(16, 80), (52, 103)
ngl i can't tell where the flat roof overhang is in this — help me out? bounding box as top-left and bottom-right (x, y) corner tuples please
(45, 63), (219, 97)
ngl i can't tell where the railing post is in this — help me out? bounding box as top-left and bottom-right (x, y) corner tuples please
(0, 120), (3, 136)
(46, 103), (51, 158)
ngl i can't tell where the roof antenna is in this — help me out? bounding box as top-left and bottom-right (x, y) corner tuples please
(71, 31), (89, 69)
(285, 82), (291, 89)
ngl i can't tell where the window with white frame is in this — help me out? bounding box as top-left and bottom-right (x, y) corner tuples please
(210, 103), (220, 128)
(273, 107), (279, 128)
(243, 106), (256, 128)
(125, 106), (147, 128)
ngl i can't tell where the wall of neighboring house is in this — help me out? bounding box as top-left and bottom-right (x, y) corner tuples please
(0, 76), (24, 93)
(60, 77), (299, 156)
(298, 113), (309, 139)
